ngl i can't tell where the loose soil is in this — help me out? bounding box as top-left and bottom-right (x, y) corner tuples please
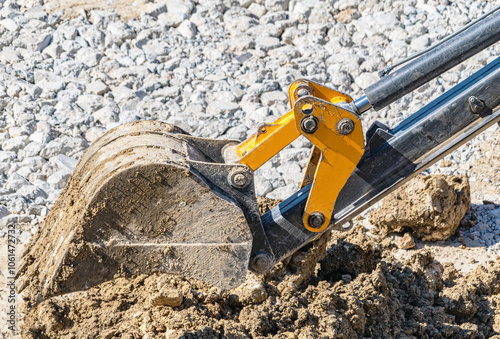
(20, 223), (500, 338)
(27, 0), (156, 21)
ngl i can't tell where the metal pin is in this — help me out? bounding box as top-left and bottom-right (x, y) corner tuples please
(308, 212), (325, 229)
(337, 118), (355, 135)
(301, 116), (318, 134)
(469, 96), (485, 114)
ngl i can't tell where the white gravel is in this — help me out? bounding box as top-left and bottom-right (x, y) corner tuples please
(0, 0), (499, 274)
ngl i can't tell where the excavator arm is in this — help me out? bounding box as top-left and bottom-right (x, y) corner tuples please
(19, 8), (500, 302)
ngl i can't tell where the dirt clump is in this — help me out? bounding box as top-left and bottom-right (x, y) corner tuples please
(370, 174), (471, 241)
(150, 287), (184, 307)
(395, 232), (416, 249)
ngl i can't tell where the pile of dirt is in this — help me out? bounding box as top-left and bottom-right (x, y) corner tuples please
(38, 0), (156, 20)
(21, 220), (500, 338)
(370, 174), (471, 241)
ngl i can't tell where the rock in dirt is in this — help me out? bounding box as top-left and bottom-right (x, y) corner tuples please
(149, 287), (183, 307)
(370, 174), (471, 241)
(233, 276), (268, 305)
(395, 232), (416, 250)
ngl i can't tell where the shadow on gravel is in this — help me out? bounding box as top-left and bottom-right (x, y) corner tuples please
(425, 202), (500, 249)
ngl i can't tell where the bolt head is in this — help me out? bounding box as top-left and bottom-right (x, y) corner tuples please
(251, 252), (274, 273)
(301, 116), (318, 134)
(337, 118), (355, 135)
(233, 173), (246, 186)
(228, 169), (250, 189)
(468, 96), (485, 114)
(308, 212), (325, 229)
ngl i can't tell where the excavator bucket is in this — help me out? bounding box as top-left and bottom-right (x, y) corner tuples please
(18, 121), (253, 302)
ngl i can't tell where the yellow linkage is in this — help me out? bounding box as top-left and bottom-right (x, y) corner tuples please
(235, 80), (365, 232)
(235, 110), (300, 171)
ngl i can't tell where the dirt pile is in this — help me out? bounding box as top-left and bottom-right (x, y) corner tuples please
(38, 0), (156, 20)
(370, 174), (471, 241)
(21, 221), (500, 338)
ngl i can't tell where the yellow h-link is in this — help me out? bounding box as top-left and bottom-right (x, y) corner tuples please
(234, 80), (365, 232)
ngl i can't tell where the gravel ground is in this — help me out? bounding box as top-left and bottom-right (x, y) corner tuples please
(0, 0), (499, 337)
